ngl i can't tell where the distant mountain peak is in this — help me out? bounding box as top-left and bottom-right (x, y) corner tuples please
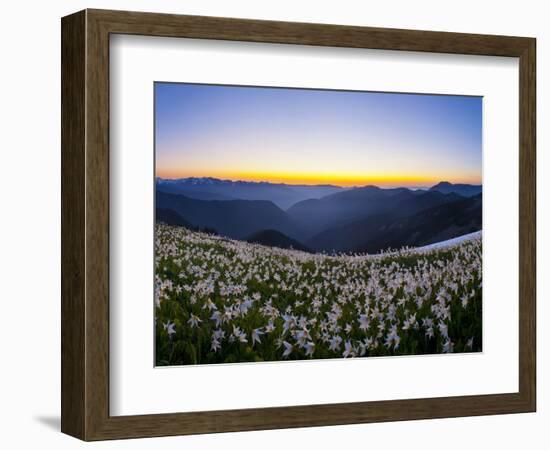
(431, 181), (480, 188)
(429, 181), (482, 198)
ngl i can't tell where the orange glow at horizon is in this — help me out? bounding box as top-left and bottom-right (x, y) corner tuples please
(155, 168), (481, 187)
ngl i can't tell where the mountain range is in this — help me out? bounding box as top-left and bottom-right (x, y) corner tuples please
(155, 178), (482, 254)
(157, 177), (343, 209)
(286, 186), (463, 237)
(307, 194), (482, 253)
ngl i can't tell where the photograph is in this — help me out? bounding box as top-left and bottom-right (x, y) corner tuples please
(154, 82), (483, 366)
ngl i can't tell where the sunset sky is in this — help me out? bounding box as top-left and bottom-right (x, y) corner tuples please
(155, 82), (482, 188)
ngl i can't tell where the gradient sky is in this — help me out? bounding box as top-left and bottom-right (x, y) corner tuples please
(155, 82), (482, 188)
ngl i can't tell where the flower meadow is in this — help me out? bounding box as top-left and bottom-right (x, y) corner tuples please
(155, 223), (482, 366)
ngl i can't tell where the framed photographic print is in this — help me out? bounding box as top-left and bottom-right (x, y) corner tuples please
(61, 9), (536, 440)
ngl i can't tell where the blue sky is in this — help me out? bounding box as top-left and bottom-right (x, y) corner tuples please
(155, 82), (482, 187)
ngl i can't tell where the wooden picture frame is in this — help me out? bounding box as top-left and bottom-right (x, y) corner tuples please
(61, 9), (536, 441)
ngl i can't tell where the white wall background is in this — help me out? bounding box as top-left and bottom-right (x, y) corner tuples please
(0, 0), (546, 448)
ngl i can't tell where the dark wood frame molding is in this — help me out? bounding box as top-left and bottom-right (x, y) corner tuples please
(61, 9), (536, 441)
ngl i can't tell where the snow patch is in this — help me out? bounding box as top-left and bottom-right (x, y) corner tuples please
(414, 231), (482, 253)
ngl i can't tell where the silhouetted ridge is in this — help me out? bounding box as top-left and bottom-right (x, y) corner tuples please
(246, 229), (311, 252)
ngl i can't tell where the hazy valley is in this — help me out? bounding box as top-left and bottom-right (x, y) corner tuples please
(155, 177), (482, 254)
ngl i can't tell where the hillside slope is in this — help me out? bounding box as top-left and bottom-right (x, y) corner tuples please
(288, 186), (463, 239)
(156, 191), (304, 240)
(245, 229), (311, 252)
(308, 194), (482, 253)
